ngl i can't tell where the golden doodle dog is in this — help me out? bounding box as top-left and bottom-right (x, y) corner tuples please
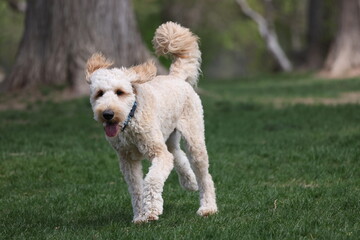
(85, 22), (217, 223)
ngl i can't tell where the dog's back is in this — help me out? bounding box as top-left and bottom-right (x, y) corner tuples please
(131, 22), (204, 141)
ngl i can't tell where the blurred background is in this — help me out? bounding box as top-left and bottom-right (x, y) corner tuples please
(1, 1), (360, 238)
(1, 0), (358, 96)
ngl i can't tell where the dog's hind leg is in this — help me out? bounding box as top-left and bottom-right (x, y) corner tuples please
(166, 130), (198, 191)
(118, 151), (143, 222)
(177, 100), (218, 217)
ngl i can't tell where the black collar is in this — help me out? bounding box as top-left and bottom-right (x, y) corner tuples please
(121, 101), (137, 131)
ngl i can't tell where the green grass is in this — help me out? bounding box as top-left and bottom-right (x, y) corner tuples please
(1, 75), (360, 239)
(205, 74), (360, 102)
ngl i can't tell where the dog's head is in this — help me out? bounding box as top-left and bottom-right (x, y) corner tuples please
(85, 53), (156, 137)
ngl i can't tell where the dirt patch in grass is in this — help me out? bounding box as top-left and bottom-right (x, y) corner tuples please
(272, 91), (360, 107)
(0, 88), (87, 111)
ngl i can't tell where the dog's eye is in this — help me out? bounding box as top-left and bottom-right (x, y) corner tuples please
(116, 90), (124, 96)
(95, 90), (104, 98)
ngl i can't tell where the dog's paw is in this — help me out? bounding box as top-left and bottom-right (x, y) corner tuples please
(180, 177), (199, 192)
(133, 215), (146, 224)
(197, 206), (218, 217)
(146, 214), (159, 221)
(179, 172), (199, 192)
(132, 213), (159, 224)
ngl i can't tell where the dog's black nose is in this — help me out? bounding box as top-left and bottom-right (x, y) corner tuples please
(103, 110), (114, 120)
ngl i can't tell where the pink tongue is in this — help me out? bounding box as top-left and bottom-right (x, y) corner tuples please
(105, 123), (120, 137)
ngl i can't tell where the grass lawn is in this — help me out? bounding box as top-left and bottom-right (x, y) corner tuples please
(1, 75), (360, 239)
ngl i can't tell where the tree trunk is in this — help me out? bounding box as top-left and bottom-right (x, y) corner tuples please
(305, 0), (324, 69)
(236, 0), (293, 72)
(1, 0), (152, 94)
(323, 0), (360, 77)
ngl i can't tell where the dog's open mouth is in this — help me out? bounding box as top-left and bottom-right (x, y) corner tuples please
(104, 122), (120, 137)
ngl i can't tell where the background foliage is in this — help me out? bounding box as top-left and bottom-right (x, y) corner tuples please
(0, 0), (338, 78)
(0, 1), (23, 72)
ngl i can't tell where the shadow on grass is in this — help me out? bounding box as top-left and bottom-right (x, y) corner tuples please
(70, 210), (131, 228)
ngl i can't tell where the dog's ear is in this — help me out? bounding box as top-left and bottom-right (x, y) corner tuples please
(85, 53), (113, 83)
(129, 60), (157, 84)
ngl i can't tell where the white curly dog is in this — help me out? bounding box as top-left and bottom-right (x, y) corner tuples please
(85, 22), (217, 223)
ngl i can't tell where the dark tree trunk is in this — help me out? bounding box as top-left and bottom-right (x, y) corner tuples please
(322, 0), (360, 77)
(305, 0), (324, 69)
(2, 0), (152, 94)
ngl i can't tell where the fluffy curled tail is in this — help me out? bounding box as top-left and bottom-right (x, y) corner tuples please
(153, 22), (201, 87)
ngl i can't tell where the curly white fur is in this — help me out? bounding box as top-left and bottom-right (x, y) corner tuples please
(86, 22), (217, 223)
(153, 21), (201, 87)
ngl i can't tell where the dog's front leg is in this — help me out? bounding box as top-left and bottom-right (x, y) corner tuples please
(135, 144), (174, 223)
(118, 153), (143, 222)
